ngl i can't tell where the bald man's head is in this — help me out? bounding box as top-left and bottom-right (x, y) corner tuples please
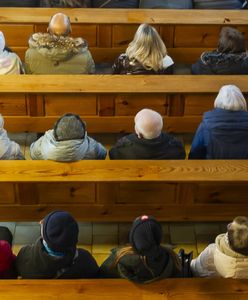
(48, 13), (71, 36)
(134, 109), (163, 139)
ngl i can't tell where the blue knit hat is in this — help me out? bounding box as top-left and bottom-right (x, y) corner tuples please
(42, 211), (79, 253)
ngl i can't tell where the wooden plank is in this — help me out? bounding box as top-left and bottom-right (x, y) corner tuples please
(0, 75), (248, 93)
(0, 279), (247, 300)
(0, 8), (248, 25)
(0, 160), (248, 183)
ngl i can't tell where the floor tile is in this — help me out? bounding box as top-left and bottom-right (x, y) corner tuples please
(170, 224), (196, 244)
(92, 235), (118, 254)
(94, 254), (109, 266)
(194, 223), (221, 235)
(118, 222), (132, 245)
(13, 225), (40, 245)
(0, 222), (16, 236)
(78, 223), (93, 245)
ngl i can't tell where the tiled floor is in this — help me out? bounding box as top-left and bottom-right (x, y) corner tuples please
(4, 131), (227, 264)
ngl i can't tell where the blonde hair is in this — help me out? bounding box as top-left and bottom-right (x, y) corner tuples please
(214, 85), (247, 111)
(126, 24), (167, 72)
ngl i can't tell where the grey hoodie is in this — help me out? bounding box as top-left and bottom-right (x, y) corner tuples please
(30, 129), (106, 161)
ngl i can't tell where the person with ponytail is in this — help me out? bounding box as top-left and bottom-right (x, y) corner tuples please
(100, 215), (181, 283)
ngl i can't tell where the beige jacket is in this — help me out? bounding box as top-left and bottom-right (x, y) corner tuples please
(25, 33), (95, 74)
(191, 233), (248, 278)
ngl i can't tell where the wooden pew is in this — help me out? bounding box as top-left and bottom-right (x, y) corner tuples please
(0, 278), (247, 300)
(1, 74), (248, 133)
(0, 8), (248, 63)
(1, 160), (248, 222)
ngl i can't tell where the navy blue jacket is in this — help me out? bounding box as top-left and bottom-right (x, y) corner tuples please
(189, 108), (248, 159)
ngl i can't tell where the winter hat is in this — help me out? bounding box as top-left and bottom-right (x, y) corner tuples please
(0, 240), (16, 275)
(129, 215), (162, 257)
(0, 226), (13, 246)
(42, 211), (79, 253)
(53, 113), (85, 141)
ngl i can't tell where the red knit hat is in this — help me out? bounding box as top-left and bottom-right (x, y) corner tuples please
(0, 240), (16, 276)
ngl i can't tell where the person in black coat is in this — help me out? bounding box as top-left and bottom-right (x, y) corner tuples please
(16, 211), (99, 279)
(191, 27), (248, 74)
(40, 0), (89, 7)
(100, 215), (182, 283)
(109, 108), (186, 160)
(0, 0), (40, 6)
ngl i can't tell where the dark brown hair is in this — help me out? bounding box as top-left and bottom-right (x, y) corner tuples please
(218, 27), (246, 54)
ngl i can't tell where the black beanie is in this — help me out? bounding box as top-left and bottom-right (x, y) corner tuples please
(42, 211), (79, 253)
(129, 215), (162, 257)
(0, 226), (13, 246)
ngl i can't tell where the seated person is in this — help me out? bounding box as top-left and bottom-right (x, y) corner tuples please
(40, 0), (88, 6)
(193, 0), (247, 9)
(100, 215), (182, 282)
(16, 210), (99, 279)
(0, 114), (24, 160)
(109, 108), (186, 159)
(191, 216), (248, 278)
(112, 23), (174, 74)
(189, 85), (248, 159)
(0, 226), (17, 279)
(30, 113), (107, 161)
(25, 13), (95, 74)
(91, 0), (139, 8)
(0, 32), (23, 74)
(0, 0), (40, 6)
(192, 27), (248, 74)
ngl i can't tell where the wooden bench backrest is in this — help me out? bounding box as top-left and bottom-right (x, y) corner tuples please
(0, 278), (248, 300)
(1, 74), (248, 133)
(1, 160), (248, 222)
(0, 8), (248, 63)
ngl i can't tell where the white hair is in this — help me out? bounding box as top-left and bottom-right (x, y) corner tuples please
(214, 85), (247, 111)
(134, 109), (163, 139)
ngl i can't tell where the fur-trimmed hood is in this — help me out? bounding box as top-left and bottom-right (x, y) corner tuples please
(28, 33), (89, 61)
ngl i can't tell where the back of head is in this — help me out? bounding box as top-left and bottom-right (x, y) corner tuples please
(0, 240), (15, 276)
(42, 210), (79, 253)
(218, 27), (246, 54)
(48, 13), (71, 36)
(53, 113), (86, 141)
(0, 226), (13, 246)
(126, 23), (166, 71)
(135, 108), (163, 139)
(129, 215), (162, 257)
(214, 85), (247, 111)
(228, 216), (248, 255)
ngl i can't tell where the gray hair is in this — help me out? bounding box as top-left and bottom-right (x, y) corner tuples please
(214, 85), (247, 111)
(134, 109), (163, 139)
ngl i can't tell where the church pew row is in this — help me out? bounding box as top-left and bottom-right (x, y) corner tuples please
(0, 160), (248, 222)
(0, 278), (247, 300)
(0, 8), (248, 63)
(1, 75), (248, 133)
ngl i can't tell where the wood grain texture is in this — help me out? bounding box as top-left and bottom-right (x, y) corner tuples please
(0, 8), (247, 24)
(0, 75), (248, 93)
(0, 279), (247, 300)
(0, 160), (248, 182)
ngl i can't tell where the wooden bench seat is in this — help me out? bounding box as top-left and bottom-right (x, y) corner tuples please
(0, 160), (248, 222)
(0, 278), (247, 299)
(1, 74), (248, 133)
(0, 8), (248, 64)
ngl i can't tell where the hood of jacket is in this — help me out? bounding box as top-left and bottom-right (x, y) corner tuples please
(200, 50), (248, 74)
(39, 129), (92, 161)
(17, 238), (76, 279)
(117, 246), (175, 283)
(214, 233), (248, 278)
(28, 33), (88, 61)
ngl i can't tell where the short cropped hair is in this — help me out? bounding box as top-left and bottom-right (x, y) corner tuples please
(218, 27), (246, 54)
(228, 216), (248, 255)
(214, 85), (247, 111)
(134, 109), (163, 139)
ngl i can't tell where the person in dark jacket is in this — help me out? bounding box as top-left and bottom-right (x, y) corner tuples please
(40, 0), (88, 7)
(100, 215), (182, 283)
(16, 211), (99, 279)
(0, 0), (40, 6)
(189, 85), (248, 159)
(0, 226), (17, 279)
(109, 108), (186, 159)
(191, 27), (248, 74)
(112, 23), (174, 75)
